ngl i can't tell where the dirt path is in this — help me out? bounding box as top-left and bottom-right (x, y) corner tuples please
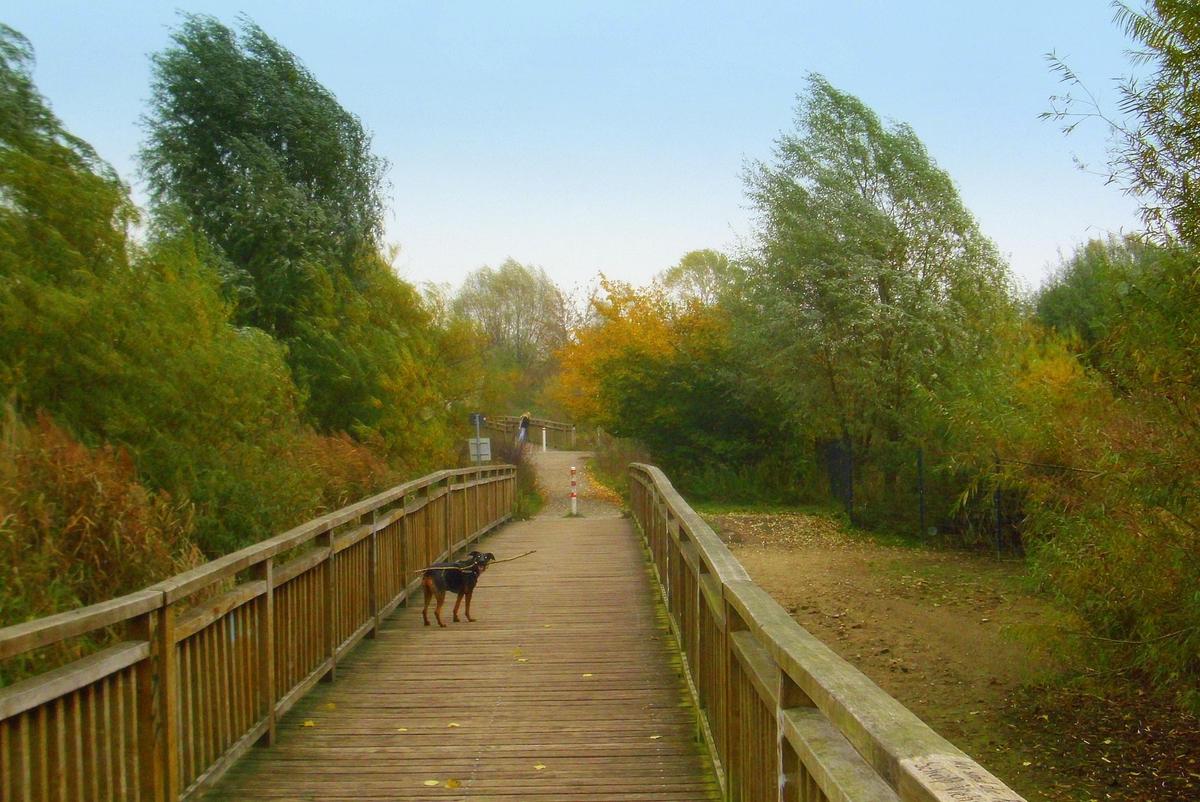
(529, 449), (623, 519)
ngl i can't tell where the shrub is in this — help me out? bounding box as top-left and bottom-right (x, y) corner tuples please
(0, 413), (203, 679)
(491, 438), (543, 519)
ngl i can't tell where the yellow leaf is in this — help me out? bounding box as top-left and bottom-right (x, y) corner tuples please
(534, 763), (547, 771)
(1022, 761), (1032, 767)
(396, 727), (408, 732)
(302, 720), (316, 728)
(324, 702), (336, 710)
(516, 657), (528, 663)
(445, 779), (462, 789)
(581, 673), (593, 678)
(447, 722), (460, 728)
(649, 734), (662, 740)
(423, 780), (440, 787)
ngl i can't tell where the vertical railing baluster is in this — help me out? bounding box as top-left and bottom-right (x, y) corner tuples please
(159, 602), (180, 801)
(252, 558), (276, 746)
(127, 609), (162, 802)
(365, 511), (380, 639)
(320, 529), (337, 682)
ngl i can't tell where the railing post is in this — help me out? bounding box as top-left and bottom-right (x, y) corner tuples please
(443, 477), (453, 555)
(399, 500), (410, 606)
(724, 601), (746, 802)
(127, 609), (165, 801)
(473, 468), (481, 537)
(777, 669), (815, 802)
(365, 511), (380, 639)
(146, 600), (181, 801)
(252, 558), (276, 745)
(320, 529), (337, 681)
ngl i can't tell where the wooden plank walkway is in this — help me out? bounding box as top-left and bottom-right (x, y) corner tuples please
(204, 503), (721, 799)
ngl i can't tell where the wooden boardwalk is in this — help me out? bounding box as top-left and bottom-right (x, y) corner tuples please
(204, 511), (721, 800)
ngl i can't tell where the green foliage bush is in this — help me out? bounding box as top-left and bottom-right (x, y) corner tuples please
(491, 438), (543, 519)
(0, 21), (467, 642)
(0, 413), (204, 678)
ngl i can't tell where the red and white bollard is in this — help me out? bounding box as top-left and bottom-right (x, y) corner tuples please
(570, 466), (578, 516)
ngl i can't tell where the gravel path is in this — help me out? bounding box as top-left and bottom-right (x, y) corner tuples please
(528, 449), (623, 519)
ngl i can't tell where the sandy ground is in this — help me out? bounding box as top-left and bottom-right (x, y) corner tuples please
(711, 512), (1062, 800)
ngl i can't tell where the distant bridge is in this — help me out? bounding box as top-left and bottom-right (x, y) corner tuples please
(0, 417), (1024, 802)
(483, 414), (577, 450)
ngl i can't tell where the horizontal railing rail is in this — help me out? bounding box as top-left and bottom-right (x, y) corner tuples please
(0, 464), (516, 801)
(485, 414), (577, 449)
(629, 463), (1026, 802)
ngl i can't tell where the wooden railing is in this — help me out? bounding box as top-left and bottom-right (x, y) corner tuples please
(629, 464), (1026, 802)
(485, 414), (577, 450)
(0, 465), (515, 802)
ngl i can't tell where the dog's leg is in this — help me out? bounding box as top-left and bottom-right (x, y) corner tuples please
(434, 590), (447, 628)
(464, 589), (474, 622)
(453, 593), (463, 623)
(422, 577), (433, 626)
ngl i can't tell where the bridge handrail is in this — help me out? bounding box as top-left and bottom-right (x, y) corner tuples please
(484, 414), (577, 448)
(0, 464), (516, 801)
(629, 463), (1026, 802)
(485, 414), (574, 432)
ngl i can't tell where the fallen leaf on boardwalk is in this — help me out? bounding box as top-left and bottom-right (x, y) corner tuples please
(423, 780), (440, 787)
(534, 764), (547, 771)
(447, 722), (461, 728)
(581, 673), (593, 678)
(543, 624), (551, 628)
(396, 727), (408, 732)
(649, 735), (662, 740)
(445, 779), (462, 789)
(324, 702), (336, 710)
(302, 720), (316, 727)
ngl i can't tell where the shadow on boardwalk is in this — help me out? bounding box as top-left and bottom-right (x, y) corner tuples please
(205, 452), (719, 801)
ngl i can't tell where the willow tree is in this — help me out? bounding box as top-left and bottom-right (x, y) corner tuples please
(452, 259), (573, 412)
(140, 16), (470, 460)
(741, 75), (1014, 499)
(141, 14), (386, 338)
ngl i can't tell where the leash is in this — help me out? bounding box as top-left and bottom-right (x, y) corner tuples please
(490, 549), (537, 564)
(411, 549), (537, 574)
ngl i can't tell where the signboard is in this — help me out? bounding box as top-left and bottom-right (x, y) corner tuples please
(468, 437), (491, 462)
(468, 412), (485, 427)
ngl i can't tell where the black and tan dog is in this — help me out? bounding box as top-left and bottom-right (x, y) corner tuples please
(420, 551), (495, 627)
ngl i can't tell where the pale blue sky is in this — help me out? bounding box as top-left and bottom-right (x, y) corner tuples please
(7, 1), (1143, 291)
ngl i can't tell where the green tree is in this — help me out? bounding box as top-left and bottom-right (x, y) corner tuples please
(140, 15), (472, 458)
(0, 25), (134, 292)
(658, 249), (741, 306)
(1046, 1), (1200, 246)
(1036, 235), (1155, 355)
(741, 75), (1014, 507)
(453, 259), (570, 366)
(141, 13), (386, 337)
(453, 258), (573, 413)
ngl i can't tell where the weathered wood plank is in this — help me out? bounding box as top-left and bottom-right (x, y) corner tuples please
(174, 582), (267, 643)
(203, 515), (720, 801)
(0, 642), (148, 721)
(0, 591), (161, 660)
